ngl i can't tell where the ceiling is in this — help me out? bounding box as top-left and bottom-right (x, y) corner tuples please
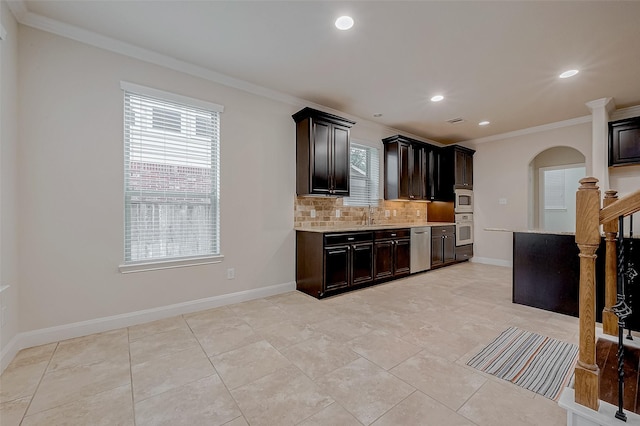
(14, 1), (640, 144)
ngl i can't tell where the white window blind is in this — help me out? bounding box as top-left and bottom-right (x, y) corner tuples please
(123, 84), (222, 263)
(544, 169), (566, 210)
(344, 143), (380, 207)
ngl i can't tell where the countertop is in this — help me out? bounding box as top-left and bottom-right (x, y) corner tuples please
(485, 227), (640, 239)
(296, 222), (455, 233)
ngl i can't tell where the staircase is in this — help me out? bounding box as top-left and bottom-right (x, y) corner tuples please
(559, 178), (640, 425)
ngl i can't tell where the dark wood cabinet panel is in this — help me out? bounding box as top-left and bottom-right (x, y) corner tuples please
(332, 125), (351, 194)
(431, 235), (444, 267)
(351, 243), (374, 285)
(294, 107), (355, 196)
(297, 231), (373, 298)
(394, 239), (411, 276)
(443, 145), (474, 195)
(383, 136), (432, 201)
(431, 225), (456, 268)
(324, 246), (350, 291)
(428, 149), (449, 201)
(311, 121), (331, 193)
(374, 229), (411, 281)
(455, 244), (474, 261)
(374, 241), (394, 281)
(609, 116), (640, 167)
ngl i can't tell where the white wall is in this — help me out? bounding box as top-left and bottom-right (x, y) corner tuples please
(16, 25), (302, 332)
(0, 1), (19, 362)
(468, 122), (592, 265)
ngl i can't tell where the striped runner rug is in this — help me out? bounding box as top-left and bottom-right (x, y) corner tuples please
(466, 326), (578, 400)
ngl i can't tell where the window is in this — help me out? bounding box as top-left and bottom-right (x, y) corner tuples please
(121, 82), (223, 267)
(543, 169), (566, 210)
(344, 142), (380, 206)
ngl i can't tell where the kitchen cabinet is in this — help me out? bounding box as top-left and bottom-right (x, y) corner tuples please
(431, 226), (455, 268)
(427, 148), (449, 201)
(609, 116), (640, 167)
(455, 244), (473, 262)
(440, 145), (474, 197)
(297, 231), (373, 298)
(452, 146), (474, 189)
(374, 229), (411, 281)
(382, 135), (432, 201)
(293, 107), (356, 196)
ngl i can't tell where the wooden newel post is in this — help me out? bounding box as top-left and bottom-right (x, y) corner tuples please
(602, 190), (619, 336)
(574, 177), (601, 411)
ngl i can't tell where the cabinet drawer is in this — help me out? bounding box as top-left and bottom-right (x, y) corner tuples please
(455, 244), (473, 261)
(374, 229), (410, 240)
(325, 232), (373, 246)
(432, 226), (455, 236)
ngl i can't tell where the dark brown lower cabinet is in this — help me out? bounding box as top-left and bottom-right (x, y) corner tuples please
(374, 229), (410, 282)
(297, 231), (374, 298)
(431, 226), (455, 268)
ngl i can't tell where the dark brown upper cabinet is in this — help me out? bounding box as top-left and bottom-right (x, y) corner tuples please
(293, 107), (355, 196)
(382, 135), (432, 201)
(609, 116), (640, 167)
(438, 145), (475, 200)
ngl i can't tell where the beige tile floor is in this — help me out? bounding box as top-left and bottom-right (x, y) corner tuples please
(0, 262), (577, 425)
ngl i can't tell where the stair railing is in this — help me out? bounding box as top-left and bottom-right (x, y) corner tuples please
(574, 177), (640, 415)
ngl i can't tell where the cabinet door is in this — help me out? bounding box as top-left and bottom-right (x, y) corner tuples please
(374, 241), (394, 280)
(332, 124), (350, 195)
(463, 152), (473, 188)
(398, 143), (411, 200)
(431, 235), (444, 267)
(454, 149), (466, 188)
(351, 242), (374, 285)
(410, 145), (427, 200)
(394, 239), (411, 276)
(443, 235), (456, 263)
(324, 246), (349, 290)
(428, 150), (443, 200)
(311, 121), (331, 194)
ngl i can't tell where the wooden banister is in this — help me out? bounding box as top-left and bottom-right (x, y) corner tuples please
(602, 190), (619, 336)
(599, 189), (640, 224)
(574, 177), (601, 411)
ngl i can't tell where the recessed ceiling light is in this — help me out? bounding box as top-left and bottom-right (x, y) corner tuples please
(430, 95), (444, 102)
(373, 113), (383, 118)
(559, 69), (579, 79)
(335, 16), (354, 30)
(479, 121), (490, 126)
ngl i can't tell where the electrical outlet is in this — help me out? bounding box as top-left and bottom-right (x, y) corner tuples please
(499, 198), (507, 205)
(227, 268), (235, 279)
(393, 210), (397, 217)
(310, 209), (316, 218)
(336, 209), (341, 218)
(416, 210), (420, 216)
(385, 210), (390, 217)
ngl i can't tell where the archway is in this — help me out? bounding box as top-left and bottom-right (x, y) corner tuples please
(528, 146), (586, 232)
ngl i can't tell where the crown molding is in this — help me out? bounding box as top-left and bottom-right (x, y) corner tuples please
(463, 115), (592, 145)
(610, 105), (640, 122)
(8, 1), (432, 144)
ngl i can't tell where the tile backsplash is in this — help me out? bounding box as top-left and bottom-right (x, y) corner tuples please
(294, 196), (430, 228)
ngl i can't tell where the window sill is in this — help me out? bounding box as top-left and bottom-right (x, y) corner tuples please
(119, 255), (224, 274)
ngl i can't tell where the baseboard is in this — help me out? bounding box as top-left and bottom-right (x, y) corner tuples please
(0, 334), (21, 374)
(471, 257), (513, 268)
(1, 281), (295, 373)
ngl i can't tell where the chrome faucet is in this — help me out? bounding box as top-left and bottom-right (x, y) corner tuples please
(367, 204), (374, 226)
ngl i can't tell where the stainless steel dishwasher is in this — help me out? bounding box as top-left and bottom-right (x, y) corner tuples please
(410, 226), (431, 273)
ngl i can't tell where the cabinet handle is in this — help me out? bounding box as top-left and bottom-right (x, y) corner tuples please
(391, 233), (396, 237)
(347, 237), (355, 241)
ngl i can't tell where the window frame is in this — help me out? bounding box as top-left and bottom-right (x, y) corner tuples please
(118, 82), (224, 273)
(343, 141), (380, 207)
